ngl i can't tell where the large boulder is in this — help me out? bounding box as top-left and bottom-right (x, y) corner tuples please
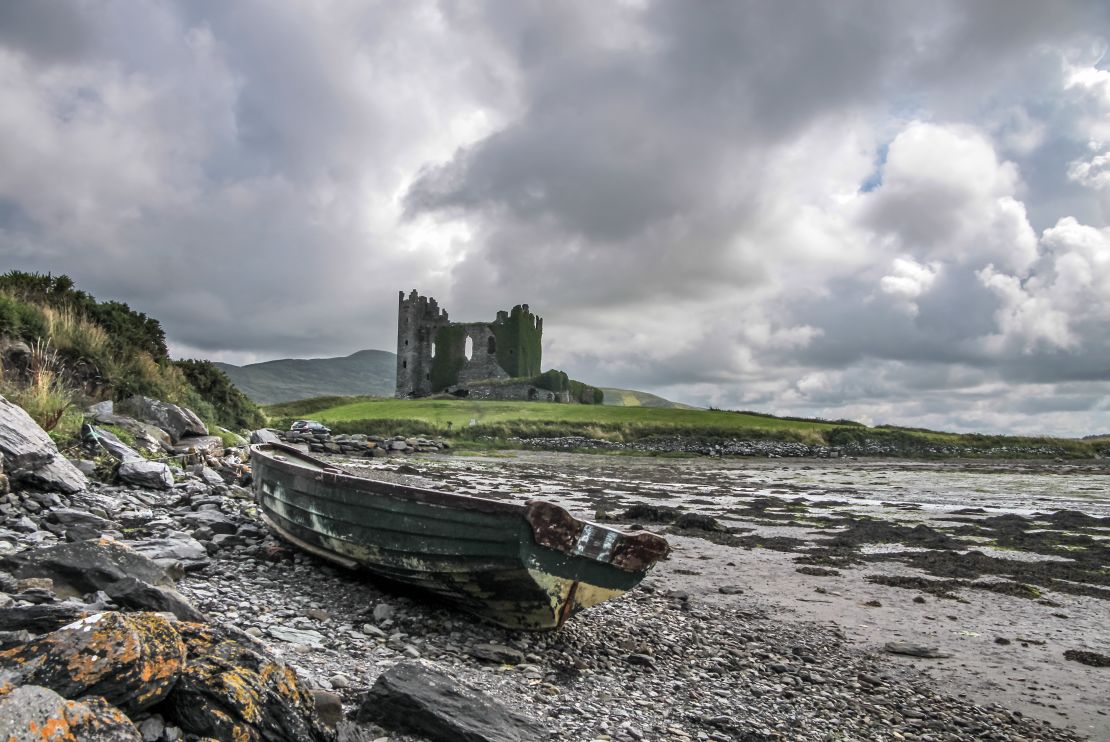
(1, 538), (204, 622)
(356, 660), (546, 742)
(0, 604), (91, 634)
(121, 396), (207, 443)
(0, 611), (185, 713)
(83, 424), (143, 463)
(0, 685), (141, 741)
(45, 507), (115, 542)
(163, 621), (331, 742)
(130, 533), (210, 572)
(0, 394), (87, 494)
(117, 460), (175, 490)
(250, 429), (281, 445)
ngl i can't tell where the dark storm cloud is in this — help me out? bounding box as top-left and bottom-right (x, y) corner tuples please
(1, 0), (1108, 432)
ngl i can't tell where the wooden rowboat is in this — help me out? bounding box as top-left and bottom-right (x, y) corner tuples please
(250, 443), (669, 630)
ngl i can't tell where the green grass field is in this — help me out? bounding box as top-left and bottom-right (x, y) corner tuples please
(262, 395), (1109, 458)
(267, 396), (844, 433)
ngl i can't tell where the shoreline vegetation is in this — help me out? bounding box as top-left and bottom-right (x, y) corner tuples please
(265, 395), (1110, 460)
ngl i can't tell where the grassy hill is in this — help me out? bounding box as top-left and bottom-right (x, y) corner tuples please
(600, 387), (698, 409)
(215, 349), (396, 404)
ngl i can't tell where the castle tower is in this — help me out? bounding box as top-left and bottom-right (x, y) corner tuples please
(395, 289), (449, 397)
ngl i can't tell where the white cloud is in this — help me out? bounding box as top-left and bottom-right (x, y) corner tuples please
(1, 1), (1109, 435)
(857, 122), (1038, 273)
(880, 257), (939, 314)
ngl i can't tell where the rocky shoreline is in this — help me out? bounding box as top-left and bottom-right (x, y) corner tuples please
(0, 396), (1104, 740)
(508, 434), (1093, 460)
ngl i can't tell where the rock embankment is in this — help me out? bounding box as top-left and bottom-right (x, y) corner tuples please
(510, 434), (1085, 459)
(277, 427), (449, 457)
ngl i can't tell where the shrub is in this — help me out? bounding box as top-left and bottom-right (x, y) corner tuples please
(175, 359), (264, 430)
(1, 340), (82, 440)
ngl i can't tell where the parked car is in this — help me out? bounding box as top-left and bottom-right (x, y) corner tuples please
(290, 420), (330, 435)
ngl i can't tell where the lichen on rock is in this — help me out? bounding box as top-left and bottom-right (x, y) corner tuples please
(163, 621), (331, 742)
(0, 611), (185, 713)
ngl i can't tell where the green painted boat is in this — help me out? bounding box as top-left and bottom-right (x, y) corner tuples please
(250, 443), (669, 630)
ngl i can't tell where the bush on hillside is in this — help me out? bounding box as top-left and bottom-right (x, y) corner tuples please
(0, 271), (262, 437)
(0, 271), (167, 360)
(175, 359), (265, 430)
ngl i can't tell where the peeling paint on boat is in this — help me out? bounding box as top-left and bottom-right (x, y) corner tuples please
(250, 443), (669, 630)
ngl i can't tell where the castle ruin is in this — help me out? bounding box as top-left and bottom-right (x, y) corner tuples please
(395, 290), (600, 403)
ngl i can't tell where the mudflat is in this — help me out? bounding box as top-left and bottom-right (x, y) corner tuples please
(341, 451), (1109, 739)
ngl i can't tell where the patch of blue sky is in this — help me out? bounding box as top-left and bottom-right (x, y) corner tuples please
(859, 141), (889, 193)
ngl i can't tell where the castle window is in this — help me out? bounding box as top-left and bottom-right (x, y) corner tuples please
(487, 336), (496, 354)
(431, 342), (436, 358)
(402, 360), (407, 368)
(464, 336), (473, 360)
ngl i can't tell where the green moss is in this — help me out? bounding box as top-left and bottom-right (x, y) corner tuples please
(430, 324), (469, 391)
(490, 305), (542, 377)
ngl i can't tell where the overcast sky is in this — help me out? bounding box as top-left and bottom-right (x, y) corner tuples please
(2, 1), (1109, 435)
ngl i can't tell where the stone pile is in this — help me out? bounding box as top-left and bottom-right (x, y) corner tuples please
(0, 398), (542, 742)
(277, 429), (450, 457)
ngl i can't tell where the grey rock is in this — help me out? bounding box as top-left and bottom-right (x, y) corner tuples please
(170, 435), (224, 456)
(180, 509), (238, 534)
(118, 460), (175, 490)
(0, 685), (142, 741)
(357, 660), (546, 742)
(138, 716), (165, 742)
(47, 507), (113, 542)
(193, 466), (226, 486)
(87, 400), (115, 418)
(0, 604), (90, 633)
(250, 429), (282, 445)
(372, 603), (395, 623)
(335, 721), (383, 742)
(121, 395), (207, 442)
(268, 625), (327, 647)
(83, 424), (143, 462)
(469, 642), (525, 665)
(0, 395), (87, 494)
(130, 533), (210, 572)
(883, 642), (952, 659)
(2, 538), (203, 622)
(311, 689), (344, 728)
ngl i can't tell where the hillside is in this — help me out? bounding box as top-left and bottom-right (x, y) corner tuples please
(0, 271), (262, 434)
(215, 349), (396, 404)
(600, 387), (698, 409)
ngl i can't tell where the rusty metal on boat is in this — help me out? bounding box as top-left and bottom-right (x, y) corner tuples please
(250, 442), (669, 630)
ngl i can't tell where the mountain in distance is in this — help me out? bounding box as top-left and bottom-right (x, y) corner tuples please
(215, 348), (695, 409)
(600, 387), (699, 409)
(215, 349), (397, 404)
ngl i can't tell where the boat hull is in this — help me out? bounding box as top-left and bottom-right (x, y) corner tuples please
(250, 443), (668, 630)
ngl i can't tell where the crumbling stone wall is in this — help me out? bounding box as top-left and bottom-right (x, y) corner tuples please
(395, 291), (543, 398)
(395, 290), (449, 398)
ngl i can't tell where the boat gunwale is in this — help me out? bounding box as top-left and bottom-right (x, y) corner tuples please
(251, 442), (526, 516)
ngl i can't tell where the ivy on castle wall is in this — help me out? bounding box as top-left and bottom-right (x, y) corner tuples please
(430, 324), (469, 391)
(532, 368), (604, 404)
(490, 305), (542, 378)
